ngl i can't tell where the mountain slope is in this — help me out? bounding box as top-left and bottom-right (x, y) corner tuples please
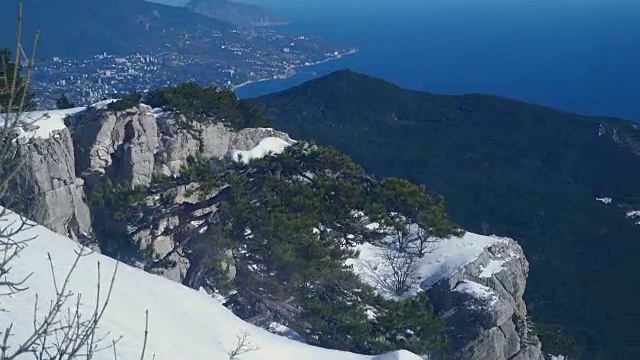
(0, 0), (233, 58)
(249, 69), (640, 360)
(0, 208), (422, 360)
(4, 87), (546, 360)
(186, 0), (288, 26)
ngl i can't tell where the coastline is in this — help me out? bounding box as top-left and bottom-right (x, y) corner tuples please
(259, 21), (293, 27)
(232, 48), (359, 91)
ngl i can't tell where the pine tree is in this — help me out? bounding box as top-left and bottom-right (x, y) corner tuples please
(56, 93), (76, 109)
(0, 48), (35, 112)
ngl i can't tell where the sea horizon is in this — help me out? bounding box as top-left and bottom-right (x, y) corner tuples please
(236, 0), (640, 122)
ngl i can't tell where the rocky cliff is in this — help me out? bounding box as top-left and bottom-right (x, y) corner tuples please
(65, 104), (293, 188)
(186, 0), (288, 27)
(62, 103), (293, 283)
(66, 104), (159, 189)
(154, 110), (294, 177)
(8, 101), (545, 360)
(351, 233), (544, 360)
(425, 237), (543, 360)
(8, 103), (291, 247)
(7, 109), (93, 243)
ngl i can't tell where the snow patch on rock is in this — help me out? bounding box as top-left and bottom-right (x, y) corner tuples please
(626, 210), (640, 225)
(1, 107), (83, 140)
(1, 99), (119, 142)
(453, 280), (499, 306)
(228, 136), (292, 164)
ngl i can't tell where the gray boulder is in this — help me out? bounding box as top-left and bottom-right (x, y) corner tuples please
(426, 238), (544, 360)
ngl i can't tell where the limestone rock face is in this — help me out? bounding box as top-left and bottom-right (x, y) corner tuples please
(66, 104), (159, 189)
(155, 113), (293, 177)
(11, 103), (291, 260)
(426, 238), (545, 360)
(67, 107), (292, 185)
(64, 107), (277, 281)
(10, 128), (93, 243)
(65, 107), (291, 283)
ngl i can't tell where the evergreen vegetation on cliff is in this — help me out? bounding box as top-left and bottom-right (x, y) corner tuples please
(87, 88), (460, 355)
(250, 69), (640, 360)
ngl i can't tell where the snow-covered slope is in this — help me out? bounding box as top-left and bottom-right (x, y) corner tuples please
(0, 107), (85, 140)
(0, 99), (117, 141)
(348, 231), (508, 297)
(0, 209), (421, 360)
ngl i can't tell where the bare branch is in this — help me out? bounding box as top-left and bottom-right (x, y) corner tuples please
(360, 223), (440, 296)
(0, 5), (152, 360)
(140, 310), (149, 360)
(227, 331), (260, 360)
(360, 249), (419, 297)
(0, 1), (41, 230)
(411, 226), (439, 258)
(5, 2), (23, 114)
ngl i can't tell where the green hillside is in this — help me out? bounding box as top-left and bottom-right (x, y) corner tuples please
(250, 69), (640, 359)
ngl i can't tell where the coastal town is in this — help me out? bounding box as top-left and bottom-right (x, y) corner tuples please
(31, 25), (356, 108)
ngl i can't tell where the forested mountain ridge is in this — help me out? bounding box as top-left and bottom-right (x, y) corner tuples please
(249, 69), (640, 360)
(186, 0), (289, 26)
(0, 0), (233, 58)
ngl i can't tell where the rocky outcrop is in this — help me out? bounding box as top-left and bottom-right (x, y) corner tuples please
(340, 231), (545, 360)
(63, 105), (291, 282)
(10, 103), (547, 360)
(135, 182), (210, 282)
(10, 127), (93, 243)
(66, 104), (159, 189)
(8, 103), (292, 255)
(426, 238), (544, 360)
(155, 113), (293, 177)
(67, 106), (293, 185)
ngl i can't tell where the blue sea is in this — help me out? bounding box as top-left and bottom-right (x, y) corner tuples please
(236, 0), (640, 121)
